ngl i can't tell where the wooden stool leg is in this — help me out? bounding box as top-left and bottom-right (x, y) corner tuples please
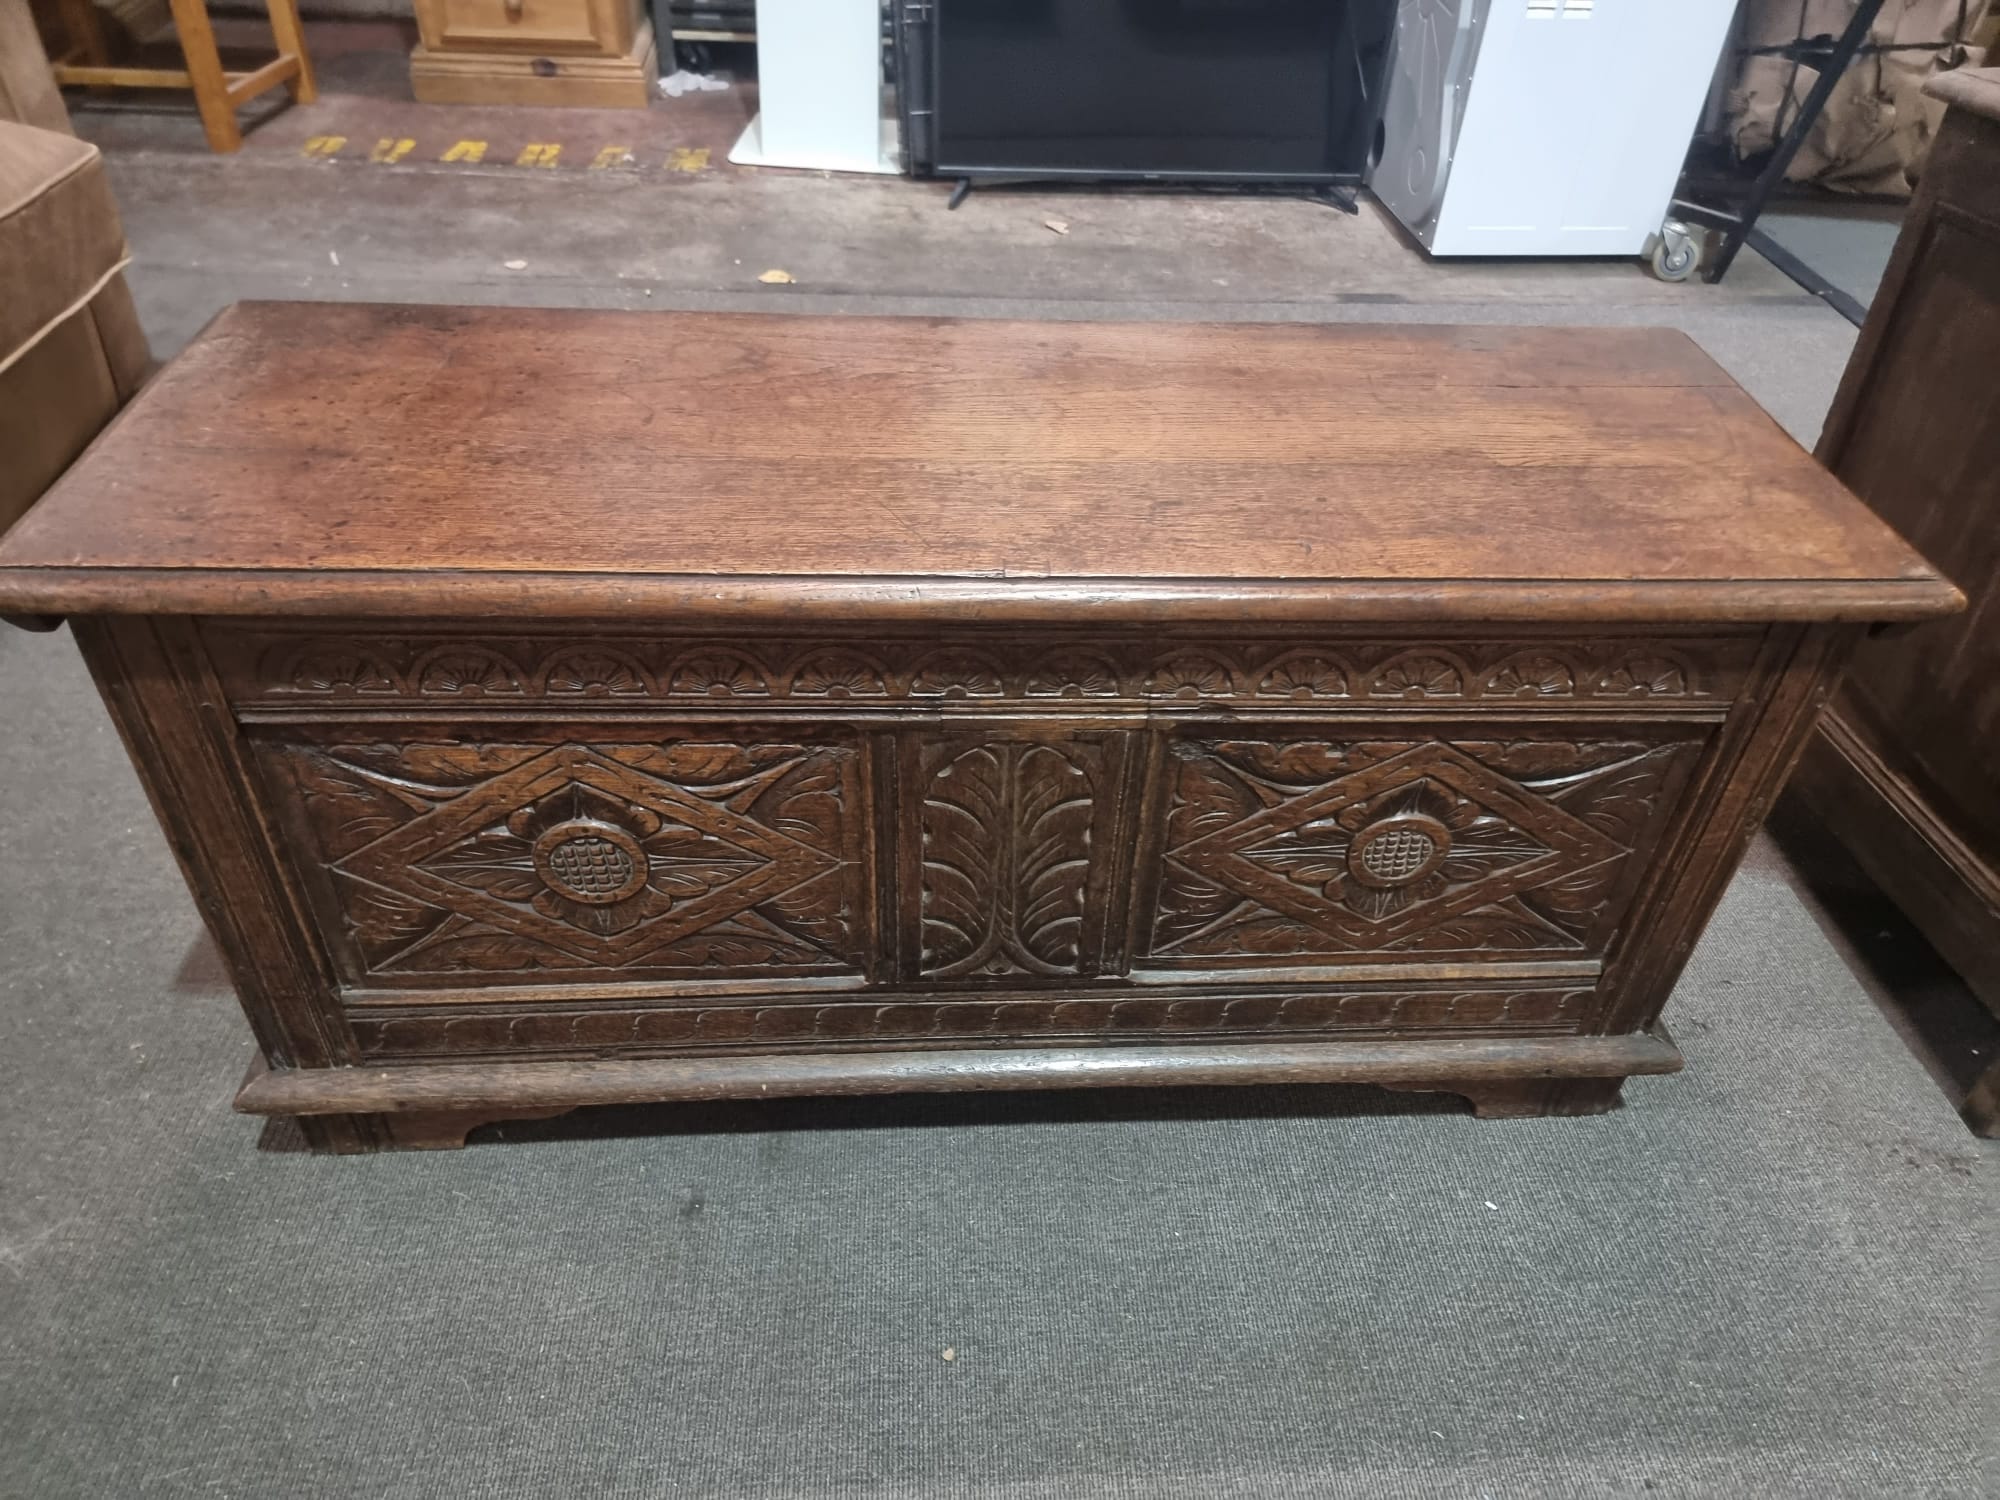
(264, 0), (317, 103)
(286, 1108), (578, 1153)
(59, 0), (112, 66)
(166, 0), (242, 153)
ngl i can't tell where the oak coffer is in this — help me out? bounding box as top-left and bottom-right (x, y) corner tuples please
(0, 304), (1959, 1151)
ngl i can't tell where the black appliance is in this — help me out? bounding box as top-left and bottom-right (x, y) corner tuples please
(899, 0), (1396, 188)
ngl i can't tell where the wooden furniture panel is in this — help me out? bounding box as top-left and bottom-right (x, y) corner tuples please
(905, 727), (1133, 984)
(0, 306), (1959, 1152)
(1787, 67), (2000, 1135)
(408, 0), (652, 107)
(0, 307), (1948, 619)
(425, 0), (628, 53)
(68, 616), (349, 1074)
(1822, 210), (2000, 848)
(207, 621), (1745, 1006)
(1145, 725), (1708, 971)
(252, 728), (874, 989)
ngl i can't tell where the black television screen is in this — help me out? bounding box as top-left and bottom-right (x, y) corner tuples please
(929, 0), (1395, 184)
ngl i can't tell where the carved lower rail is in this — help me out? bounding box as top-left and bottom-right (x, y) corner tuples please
(237, 1028), (1684, 1148)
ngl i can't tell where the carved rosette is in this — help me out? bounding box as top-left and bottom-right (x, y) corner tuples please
(424, 779), (762, 939)
(1239, 776), (1552, 924)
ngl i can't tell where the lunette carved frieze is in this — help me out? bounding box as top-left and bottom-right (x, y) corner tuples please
(212, 630), (1750, 710)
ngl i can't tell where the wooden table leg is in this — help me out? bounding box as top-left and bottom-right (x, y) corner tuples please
(385, 1108), (575, 1150)
(264, 0), (317, 103)
(1450, 1078), (1626, 1119)
(288, 1108), (576, 1152)
(165, 0), (242, 153)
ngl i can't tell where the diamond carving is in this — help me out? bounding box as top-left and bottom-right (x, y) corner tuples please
(271, 739), (864, 977)
(1152, 737), (1696, 959)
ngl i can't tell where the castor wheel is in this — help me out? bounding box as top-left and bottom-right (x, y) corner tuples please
(1647, 219), (1700, 282)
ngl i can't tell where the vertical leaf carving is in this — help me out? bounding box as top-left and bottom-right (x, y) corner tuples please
(919, 739), (1105, 979)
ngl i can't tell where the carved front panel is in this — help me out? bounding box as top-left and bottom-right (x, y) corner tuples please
(1148, 731), (1706, 966)
(255, 733), (870, 985)
(215, 621), (1750, 1044)
(912, 733), (1128, 981)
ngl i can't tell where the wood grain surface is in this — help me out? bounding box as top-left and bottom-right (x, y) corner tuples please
(0, 304), (1958, 623)
(233, 1029), (1686, 1115)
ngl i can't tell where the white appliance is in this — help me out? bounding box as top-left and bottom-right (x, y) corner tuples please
(730, 0), (899, 175)
(1373, 0), (1738, 265)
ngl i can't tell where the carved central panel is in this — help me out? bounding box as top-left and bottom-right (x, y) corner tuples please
(1150, 735), (1701, 962)
(260, 737), (867, 981)
(916, 736), (1120, 980)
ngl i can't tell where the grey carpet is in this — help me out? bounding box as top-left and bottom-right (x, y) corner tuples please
(1758, 204), (1910, 313)
(0, 594), (1992, 1500)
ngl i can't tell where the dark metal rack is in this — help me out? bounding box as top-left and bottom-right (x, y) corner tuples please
(658, 0), (756, 70)
(1670, 0), (1889, 321)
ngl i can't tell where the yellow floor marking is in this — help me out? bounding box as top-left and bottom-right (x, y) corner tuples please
(368, 137), (416, 165)
(300, 135), (347, 159)
(516, 143), (562, 167)
(441, 139), (488, 163)
(590, 145), (635, 169)
(665, 147), (711, 173)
